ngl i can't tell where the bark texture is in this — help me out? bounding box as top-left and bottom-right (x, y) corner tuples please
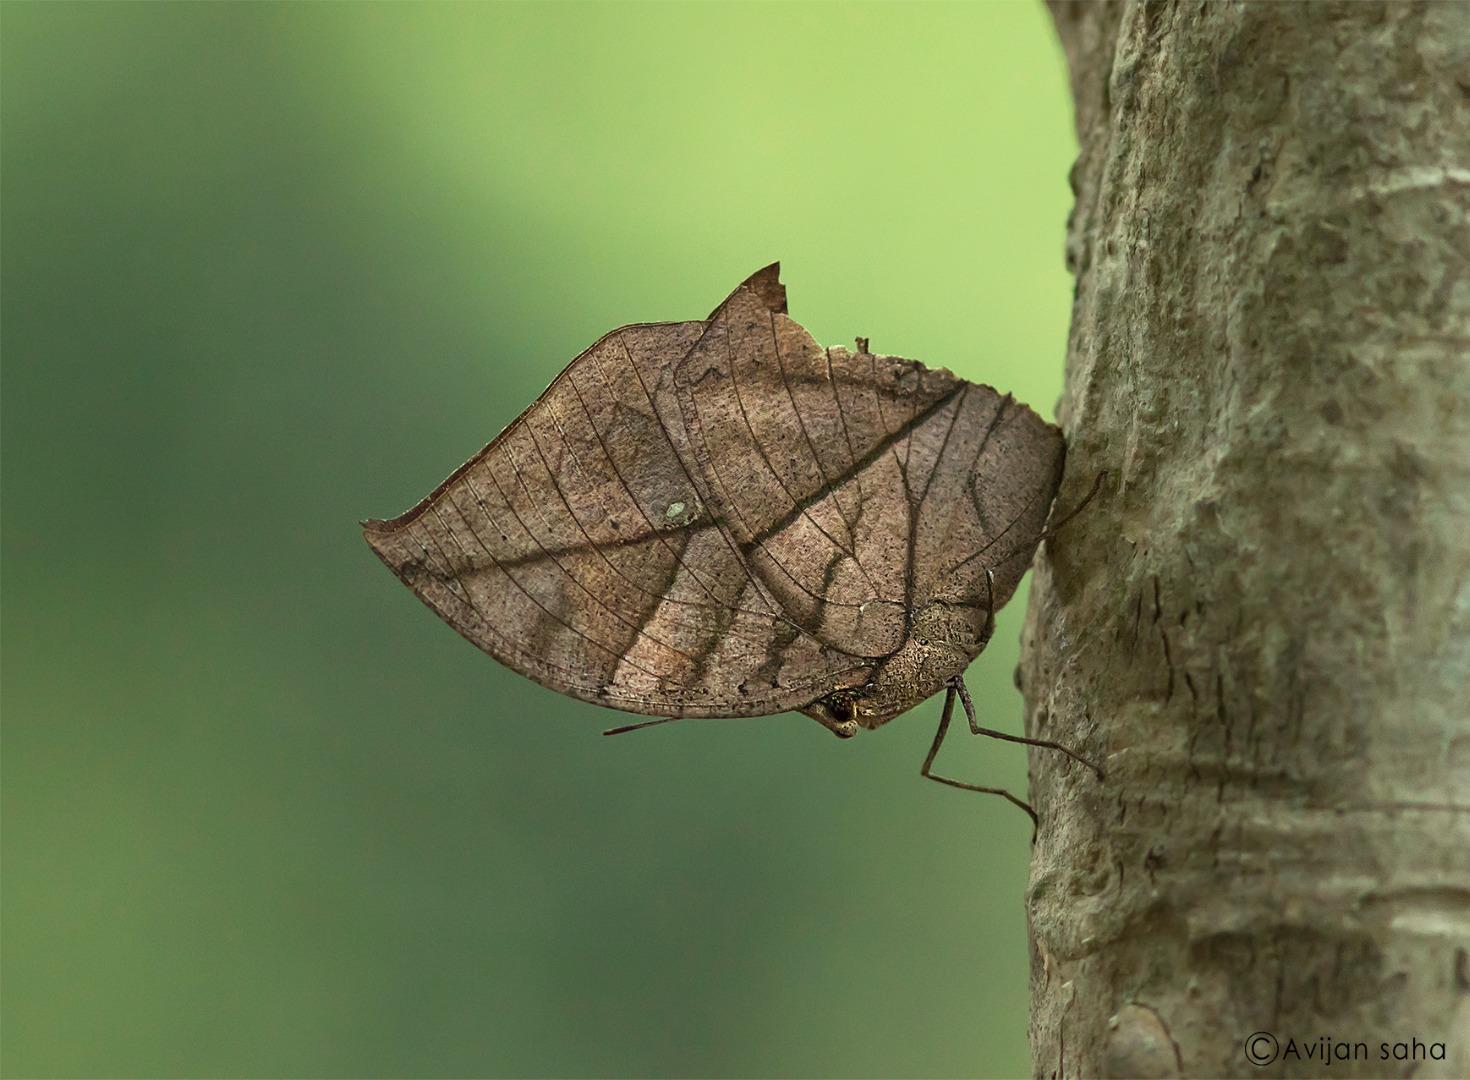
(1020, 3), (1470, 1077)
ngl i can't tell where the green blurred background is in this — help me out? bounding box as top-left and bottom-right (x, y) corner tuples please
(1, 3), (1075, 1076)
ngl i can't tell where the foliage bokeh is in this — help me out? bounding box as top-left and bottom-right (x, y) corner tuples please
(1, 4), (1075, 1076)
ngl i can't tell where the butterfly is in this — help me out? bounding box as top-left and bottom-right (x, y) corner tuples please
(363, 266), (1101, 822)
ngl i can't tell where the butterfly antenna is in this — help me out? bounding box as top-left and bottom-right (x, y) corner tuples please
(603, 716), (686, 737)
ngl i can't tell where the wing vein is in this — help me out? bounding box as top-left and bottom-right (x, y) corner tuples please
(493, 440), (701, 666)
(722, 320), (875, 585)
(523, 405), (784, 650)
(610, 330), (826, 643)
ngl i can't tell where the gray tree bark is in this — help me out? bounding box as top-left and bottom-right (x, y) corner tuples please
(1018, 3), (1470, 1077)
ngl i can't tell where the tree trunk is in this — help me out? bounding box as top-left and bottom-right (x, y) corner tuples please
(1019, 3), (1470, 1077)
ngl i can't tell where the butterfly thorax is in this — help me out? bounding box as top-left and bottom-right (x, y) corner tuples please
(801, 598), (990, 737)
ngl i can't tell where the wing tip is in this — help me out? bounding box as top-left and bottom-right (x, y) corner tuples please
(711, 262), (787, 318)
(745, 262), (787, 314)
(362, 519), (419, 579)
(360, 519), (398, 566)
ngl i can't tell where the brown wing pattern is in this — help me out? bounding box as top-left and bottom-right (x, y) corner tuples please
(362, 301), (876, 719)
(672, 281), (1062, 661)
(910, 386), (1064, 613)
(364, 264), (1063, 721)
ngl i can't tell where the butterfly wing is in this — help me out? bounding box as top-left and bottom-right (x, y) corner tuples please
(362, 282), (875, 719)
(364, 265), (1063, 721)
(672, 278), (1063, 662)
(907, 386), (1064, 618)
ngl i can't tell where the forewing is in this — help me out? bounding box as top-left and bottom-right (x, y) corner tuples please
(363, 311), (873, 719)
(672, 282), (968, 658)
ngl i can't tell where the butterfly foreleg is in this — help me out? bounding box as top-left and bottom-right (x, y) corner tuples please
(920, 681), (1039, 833)
(951, 675), (1105, 780)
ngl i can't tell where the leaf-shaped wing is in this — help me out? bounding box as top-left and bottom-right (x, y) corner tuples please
(908, 384), (1064, 616)
(671, 281), (1063, 660)
(363, 280), (876, 719)
(364, 264), (1064, 724)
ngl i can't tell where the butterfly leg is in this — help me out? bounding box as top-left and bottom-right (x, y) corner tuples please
(921, 682), (1039, 832)
(957, 568), (1105, 780)
(952, 677), (1105, 781)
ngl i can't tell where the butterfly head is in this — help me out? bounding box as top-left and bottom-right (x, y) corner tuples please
(803, 599), (992, 736)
